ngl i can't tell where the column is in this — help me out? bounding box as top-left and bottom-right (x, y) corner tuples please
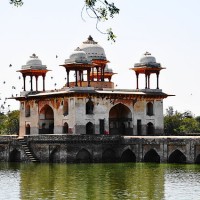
(87, 69), (91, 87)
(35, 76), (38, 91)
(75, 70), (78, 86)
(23, 75), (26, 91)
(156, 72), (160, 89)
(145, 73), (147, 89)
(148, 74), (150, 89)
(30, 75), (33, 91)
(66, 69), (69, 87)
(42, 75), (46, 91)
(136, 73), (139, 89)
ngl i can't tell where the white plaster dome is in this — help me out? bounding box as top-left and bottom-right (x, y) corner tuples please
(65, 48), (90, 64)
(78, 35), (106, 60)
(22, 54), (47, 70)
(140, 52), (156, 64)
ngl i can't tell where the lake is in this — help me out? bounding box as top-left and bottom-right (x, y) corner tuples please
(0, 162), (200, 200)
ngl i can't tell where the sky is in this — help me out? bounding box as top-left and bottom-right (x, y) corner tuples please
(1, 0), (200, 116)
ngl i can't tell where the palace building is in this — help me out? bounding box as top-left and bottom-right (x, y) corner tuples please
(14, 36), (170, 138)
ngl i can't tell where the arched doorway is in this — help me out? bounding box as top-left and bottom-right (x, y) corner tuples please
(39, 105), (54, 134)
(102, 148), (116, 163)
(147, 122), (154, 135)
(9, 149), (21, 162)
(49, 147), (60, 163)
(26, 124), (30, 135)
(120, 149), (136, 162)
(144, 149), (160, 163)
(76, 149), (91, 163)
(63, 122), (69, 134)
(109, 103), (133, 135)
(86, 122), (94, 135)
(168, 149), (186, 164)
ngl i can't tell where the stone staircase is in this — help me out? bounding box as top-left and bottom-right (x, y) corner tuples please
(18, 138), (40, 163)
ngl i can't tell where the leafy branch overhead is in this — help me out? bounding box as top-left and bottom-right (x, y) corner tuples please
(9, 0), (119, 42)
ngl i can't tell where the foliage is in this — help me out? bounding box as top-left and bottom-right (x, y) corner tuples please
(164, 106), (200, 135)
(0, 110), (19, 135)
(9, 0), (119, 42)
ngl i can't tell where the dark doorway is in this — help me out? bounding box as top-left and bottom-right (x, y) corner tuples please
(168, 149), (186, 164)
(76, 149), (91, 163)
(9, 149), (21, 162)
(102, 148), (116, 163)
(99, 119), (105, 134)
(120, 149), (136, 162)
(144, 149), (160, 163)
(137, 119), (142, 136)
(26, 124), (30, 135)
(63, 122), (69, 134)
(86, 122), (94, 135)
(147, 122), (154, 135)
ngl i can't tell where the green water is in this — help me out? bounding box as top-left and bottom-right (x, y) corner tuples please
(0, 163), (200, 200)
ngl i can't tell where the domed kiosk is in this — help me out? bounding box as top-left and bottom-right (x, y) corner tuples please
(130, 52), (165, 89)
(18, 54), (50, 92)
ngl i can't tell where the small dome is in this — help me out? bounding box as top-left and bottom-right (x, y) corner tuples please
(140, 52), (156, 64)
(22, 54), (46, 70)
(65, 48), (90, 64)
(78, 36), (106, 60)
(105, 64), (113, 73)
(134, 52), (161, 68)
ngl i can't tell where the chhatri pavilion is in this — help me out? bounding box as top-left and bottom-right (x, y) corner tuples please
(14, 36), (170, 138)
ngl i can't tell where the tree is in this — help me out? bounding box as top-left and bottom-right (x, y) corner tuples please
(9, 0), (120, 42)
(0, 110), (19, 135)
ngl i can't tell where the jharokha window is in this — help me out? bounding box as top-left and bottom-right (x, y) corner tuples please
(86, 98), (94, 114)
(25, 104), (31, 117)
(146, 102), (154, 116)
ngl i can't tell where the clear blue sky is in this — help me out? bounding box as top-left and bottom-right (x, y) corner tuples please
(1, 0), (200, 116)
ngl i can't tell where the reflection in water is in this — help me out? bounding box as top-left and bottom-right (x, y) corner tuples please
(0, 163), (200, 199)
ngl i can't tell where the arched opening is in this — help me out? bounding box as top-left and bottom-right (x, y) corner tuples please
(63, 122), (69, 134)
(76, 149), (91, 163)
(109, 103), (133, 135)
(195, 154), (200, 164)
(26, 124), (30, 135)
(168, 149), (186, 164)
(147, 102), (153, 116)
(63, 99), (68, 116)
(147, 122), (154, 135)
(49, 147), (60, 163)
(9, 149), (20, 162)
(86, 122), (94, 135)
(102, 148), (116, 163)
(120, 149), (136, 162)
(25, 104), (30, 117)
(86, 98), (94, 114)
(39, 105), (54, 134)
(144, 149), (160, 163)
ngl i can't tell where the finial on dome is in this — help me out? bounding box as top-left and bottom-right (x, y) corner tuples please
(144, 52), (151, 56)
(74, 47), (81, 51)
(83, 35), (98, 44)
(30, 53), (38, 58)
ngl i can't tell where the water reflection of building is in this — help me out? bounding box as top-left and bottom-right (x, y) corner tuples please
(13, 36), (169, 138)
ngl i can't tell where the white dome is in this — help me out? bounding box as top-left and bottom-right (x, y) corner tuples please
(78, 36), (106, 60)
(22, 54), (46, 70)
(105, 64), (113, 72)
(65, 48), (90, 64)
(140, 52), (156, 64)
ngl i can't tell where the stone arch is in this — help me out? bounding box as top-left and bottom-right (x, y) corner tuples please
(63, 122), (69, 134)
(76, 149), (92, 163)
(195, 154), (200, 164)
(147, 102), (153, 116)
(49, 147), (60, 163)
(102, 148), (116, 163)
(120, 149), (136, 162)
(168, 149), (186, 164)
(25, 104), (30, 117)
(86, 122), (94, 135)
(147, 122), (154, 135)
(26, 124), (30, 135)
(86, 98), (94, 114)
(9, 149), (21, 162)
(109, 103), (133, 135)
(144, 149), (160, 163)
(39, 105), (54, 134)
